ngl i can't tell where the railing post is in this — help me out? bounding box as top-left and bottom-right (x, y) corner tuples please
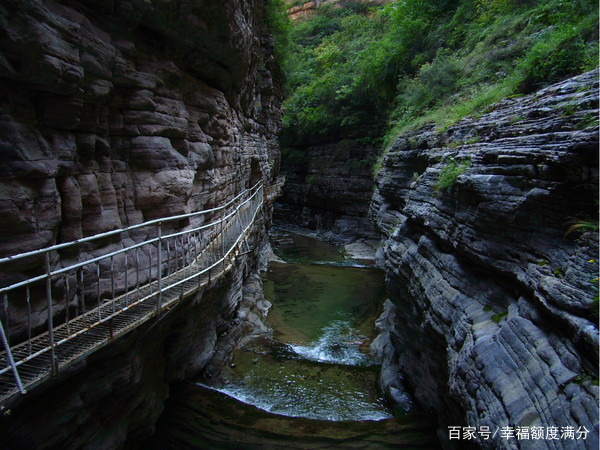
(0, 319), (25, 394)
(26, 287), (32, 355)
(221, 217), (225, 274)
(45, 253), (57, 376)
(78, 268), (86, 327)
(157, 222), (162, 314)
(124, 252), (129, 306)
(65, 274), (71, 336)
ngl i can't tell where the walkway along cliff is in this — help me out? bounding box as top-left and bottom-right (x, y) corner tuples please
(370, 69), (599, 449)
(0, 0), (283, 447)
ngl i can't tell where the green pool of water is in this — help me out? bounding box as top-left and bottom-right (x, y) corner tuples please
(209, 232), (390, 421)
(271, 232), (348, 265)
(148, 231), (440, 448)
(264, 261), (385, 345)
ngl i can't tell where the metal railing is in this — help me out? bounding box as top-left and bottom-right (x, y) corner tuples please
(0, 182), (264, 409)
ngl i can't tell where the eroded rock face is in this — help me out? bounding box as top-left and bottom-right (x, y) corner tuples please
(0, 0), (282, 256)
(0, 0), (282, 446)
(276, 138), (379, 239)
(285, 0), (393, 20)
(370, 70), (599, 448)
(0, 242), (268, 448)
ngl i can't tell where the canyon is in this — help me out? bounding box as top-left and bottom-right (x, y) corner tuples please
(278, 64), (599, 447)
(0, 0), (597, 449)
(370, 69), (599, 448)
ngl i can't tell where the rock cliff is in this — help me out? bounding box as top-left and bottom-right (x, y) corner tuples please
(0, 0), (282, 257)
(370, 70), (599, 449)
(276, 138), (379, 239)
(285, 0), (392, 20)
(0, 0), (282, 446)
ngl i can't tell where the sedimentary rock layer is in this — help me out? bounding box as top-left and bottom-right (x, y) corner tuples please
(277, 138), (379, 238)
(0, 0), (282, 257)
(371, 70), (599, 449)
(0, 0), (282, 446)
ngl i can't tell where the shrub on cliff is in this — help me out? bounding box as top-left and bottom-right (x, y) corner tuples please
(281, 0), (599, 151)
(434, 157), (472, 193)
(265, 0), (292, 68)
(513, 23), (598, 93)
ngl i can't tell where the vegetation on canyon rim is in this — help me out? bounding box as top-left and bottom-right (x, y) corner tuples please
(270, 0), (598, 149)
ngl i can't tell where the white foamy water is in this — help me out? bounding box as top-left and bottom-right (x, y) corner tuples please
(200, 381), (393, 422)
(288, 319), (374, 366)
(199, 319), (393, 422)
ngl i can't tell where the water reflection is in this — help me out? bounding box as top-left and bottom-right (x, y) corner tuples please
(147, 231), (440, 449)
(207, 232), (392, 421)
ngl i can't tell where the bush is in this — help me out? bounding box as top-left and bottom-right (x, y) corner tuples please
(282, 0), (599, 150)
(513, 24), (597, 93)
(397, 50), (463, 115)
(434, 158), (472, 193)
(264, 0), (292, 66)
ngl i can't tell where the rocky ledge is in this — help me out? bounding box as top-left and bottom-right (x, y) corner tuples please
(370, 70), (599, 449)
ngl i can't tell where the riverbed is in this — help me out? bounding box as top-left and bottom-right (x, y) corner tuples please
(147, 231), (439, 448)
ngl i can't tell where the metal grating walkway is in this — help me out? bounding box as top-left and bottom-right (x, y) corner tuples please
(0, 183), (264, 410)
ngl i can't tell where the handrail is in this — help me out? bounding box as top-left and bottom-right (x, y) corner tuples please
(0, 182), (262, 295)
(0, 182), (265, 407)
(0, 182), (261, 266)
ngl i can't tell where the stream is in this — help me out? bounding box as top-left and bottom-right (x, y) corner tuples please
(148, 231), (439, 448)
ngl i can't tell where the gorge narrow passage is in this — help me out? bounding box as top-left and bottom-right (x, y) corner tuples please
(148, 231), (440, 448)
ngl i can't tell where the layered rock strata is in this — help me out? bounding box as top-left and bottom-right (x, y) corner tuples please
(0, 238), (268, 448)
(276, 138), (379, 239)
(0, 0), (281, 257)
(0, 0), (282, 446)
(370, 70), (599, 449)
(286, 0), (393, 20)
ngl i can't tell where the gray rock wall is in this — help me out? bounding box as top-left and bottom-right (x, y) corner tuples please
(370, 70), (599, 449)
(0, 0), (282, 257)
(0, 241), (268, 448)
(0, 0), (282, 446)
(277, 138), (379, 239)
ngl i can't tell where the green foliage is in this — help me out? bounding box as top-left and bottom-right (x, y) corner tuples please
(338, 245), (350, 259)
(264, 0), (292, 67)
(396, 50), (463, 116)
(574, 371), (599, 386)
(513, 24), (598, 93)
(282, 0), (599, 149)
(434, 158), (472, 193)
(492, 310), (508, 323)
(564, 216), (599, 237)
(577, 112), (599, 130)
(283, 3), (387, 145)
